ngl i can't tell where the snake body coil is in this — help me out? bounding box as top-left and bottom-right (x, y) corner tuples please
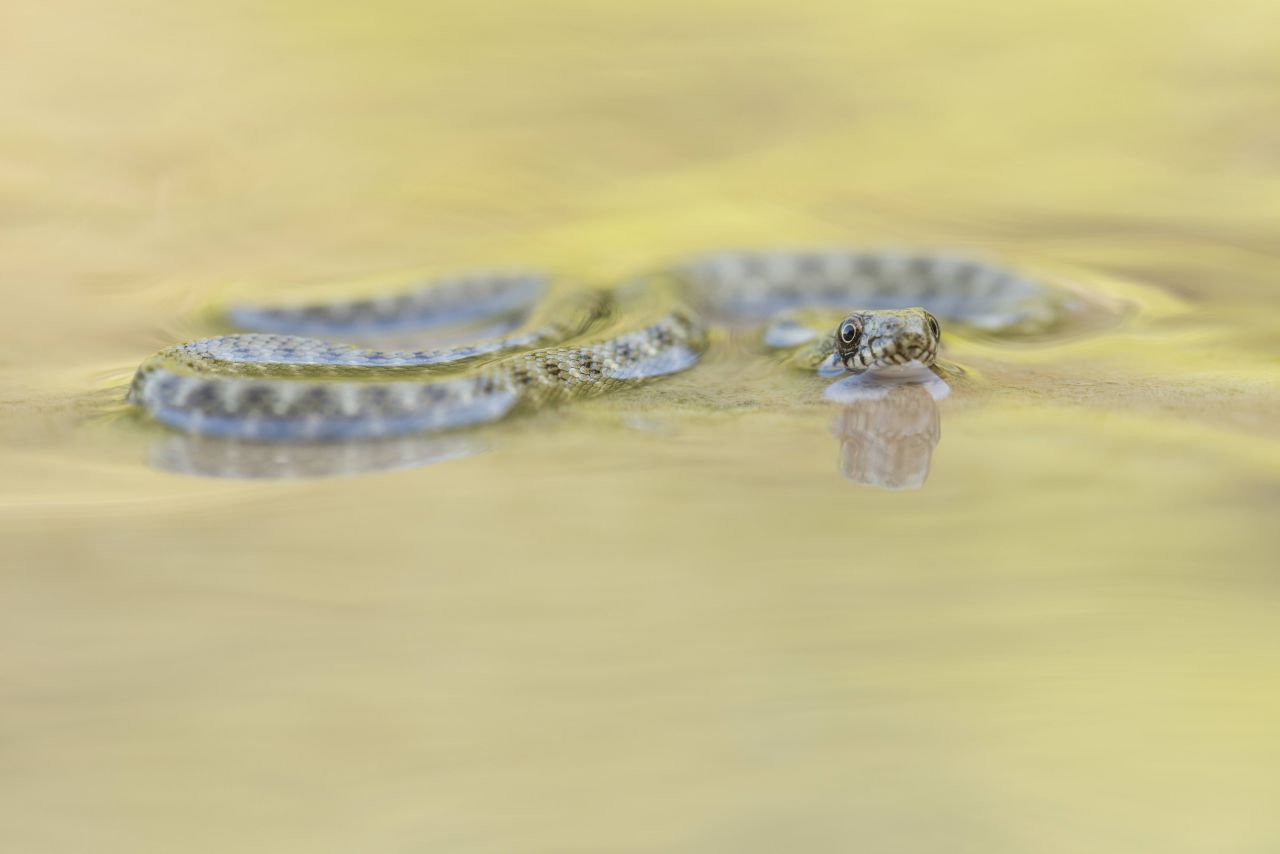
(128, 251), (1071, 440)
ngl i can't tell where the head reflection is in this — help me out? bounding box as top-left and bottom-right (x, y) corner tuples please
(150, 433), (484, 479)
(826, 371), (944, 490)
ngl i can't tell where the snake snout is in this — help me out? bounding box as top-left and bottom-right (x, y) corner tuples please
(892, 310), (940, 367)
(861, 311), (939, 369)
(896, 331), (933, 364)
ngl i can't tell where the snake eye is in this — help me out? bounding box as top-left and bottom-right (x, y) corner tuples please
(925, 312), (941, 340)
(839, 318), (861, 345)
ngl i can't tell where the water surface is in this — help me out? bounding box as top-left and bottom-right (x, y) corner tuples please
(3, 1), (1280, 852)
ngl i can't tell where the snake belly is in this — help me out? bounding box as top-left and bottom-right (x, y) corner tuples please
(127, 251), (1069, 440)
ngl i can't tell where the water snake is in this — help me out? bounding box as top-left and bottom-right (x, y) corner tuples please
(127, 251), (1074, 441)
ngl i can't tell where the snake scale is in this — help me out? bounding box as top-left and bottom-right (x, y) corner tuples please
(128, 251), (1073, 441)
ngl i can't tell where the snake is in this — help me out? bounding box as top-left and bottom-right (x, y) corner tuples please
(127, 250), (1077, 441)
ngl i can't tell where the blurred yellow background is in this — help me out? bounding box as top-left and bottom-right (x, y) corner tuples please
(2, 1), (1280, 852)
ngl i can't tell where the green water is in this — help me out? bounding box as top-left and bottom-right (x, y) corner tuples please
(3, 0), (1280, 851)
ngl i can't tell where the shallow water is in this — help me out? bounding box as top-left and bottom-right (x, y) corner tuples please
(4, 1), (1280, 852)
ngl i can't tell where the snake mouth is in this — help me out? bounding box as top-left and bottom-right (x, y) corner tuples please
(890, 338), (936, 367)
(844, 336), (937, 372)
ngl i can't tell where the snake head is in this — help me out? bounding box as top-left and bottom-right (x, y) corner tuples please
(837, 308), (941, 373)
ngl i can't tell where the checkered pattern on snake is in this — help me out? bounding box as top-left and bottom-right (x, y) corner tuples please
(128, 250), (1069, 440)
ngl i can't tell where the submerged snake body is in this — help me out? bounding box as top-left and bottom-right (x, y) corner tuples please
(129, 251), (1067, 440)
